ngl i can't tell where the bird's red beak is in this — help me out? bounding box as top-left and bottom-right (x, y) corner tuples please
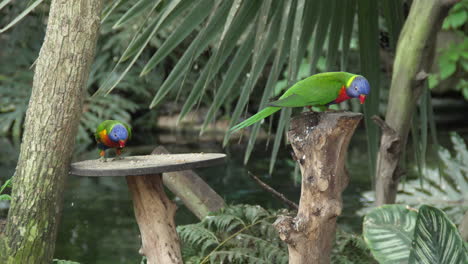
(359, 94), (366, 104)
(119, 140), (126, 148)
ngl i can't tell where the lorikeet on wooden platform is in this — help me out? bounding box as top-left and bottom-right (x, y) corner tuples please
(229, 72), (370, 133)
(95, 120), (132, 162)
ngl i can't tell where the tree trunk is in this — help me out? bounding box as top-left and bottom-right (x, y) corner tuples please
(152, 146), (225, 220)
(0, 1), (103, 263)
(375, 0), (456, 205)
(274, 111), (362, 264)
(126, 175), (183, 264)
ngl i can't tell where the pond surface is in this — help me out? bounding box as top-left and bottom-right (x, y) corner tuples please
(0, 128), (458, 263)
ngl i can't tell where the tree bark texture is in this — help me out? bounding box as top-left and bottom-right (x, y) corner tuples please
(152, 146), (225, 220)
(375, 0), (456, 205)
(274, 112), (362, 264)
(0, 1), (103, 263)
(126, 175), (183, 264)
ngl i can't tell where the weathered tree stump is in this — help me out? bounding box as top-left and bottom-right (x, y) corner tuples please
(274, 111), (362, 264)
(71, 153), (225, 264)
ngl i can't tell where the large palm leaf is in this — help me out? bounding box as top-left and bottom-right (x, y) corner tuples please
(0, 0), (405, 175)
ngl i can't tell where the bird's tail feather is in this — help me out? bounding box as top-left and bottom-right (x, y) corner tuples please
(229, 106), (281, 133)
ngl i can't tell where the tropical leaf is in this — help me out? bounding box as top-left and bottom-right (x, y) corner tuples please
(139, 0), (213, 75)
(357, 0), (380, 181)
(363, 204), (418, 264)
(408, 205), (467, 264)
(0, 0), (44, 33)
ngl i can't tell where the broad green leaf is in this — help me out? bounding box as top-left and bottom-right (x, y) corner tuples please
(201, 28), (256, 132)
(200, 0), (244, 96)
(443, 9), (468, 30)
(0, 178), (12, 194)
(96, 0), (178, 96)
(223, 4), (282, 146)
(119, 14), (160, 63)
(149, 0), (233, 108)
(244, 0), (294, 163)
(381, 0), (404, 49)
(340, 0), (356, 71)
(440, 63), (456, 80)
(408, 205), (467, 264)
(363, 205), (418, 264)
(112, 0), (154, 29)
(119, 0), (193, 63)
(101, 0), (124, 23)
(358, 0), (380, 181)
(140, 0), (214, 76)
(0, 0), (14, 11)
(326, 0), (344, 71)
(269, 108), (291, 174)
(178, 0), (261, 123)
(309, 0), (335, 73)
(0, 0), (44, 34)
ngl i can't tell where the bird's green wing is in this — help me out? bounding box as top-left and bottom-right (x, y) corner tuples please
(268, 94), (310, 107)
(281, 72), (356, 106)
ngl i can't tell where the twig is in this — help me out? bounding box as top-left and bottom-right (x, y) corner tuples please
(247, 171), (298, 210)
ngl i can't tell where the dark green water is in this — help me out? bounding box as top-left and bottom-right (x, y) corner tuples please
(0, 127), (453, 263)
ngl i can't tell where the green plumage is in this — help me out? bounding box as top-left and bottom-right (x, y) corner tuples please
(230, 72), (357, 133)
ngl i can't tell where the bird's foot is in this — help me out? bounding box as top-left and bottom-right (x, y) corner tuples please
(99, 156), (107, 162)
(113, 156), (124, 161)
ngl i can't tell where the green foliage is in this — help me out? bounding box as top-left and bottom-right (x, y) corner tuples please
(429, 0), (468, 100)
(397, 132), (468, 223)
(177, 204), (288, 264)
(178, 204), (374, 264)
(91, 0), (401, 174)
(408, 205), (467, 264)
(363, 205), (417, 263)
(442, 0), (468, 30)
(0, 178), (12, 201)
(362, 132), (468, 223)
(332, 230), (376, 264)
(363, 205), (467, 264)
(0, 0), (168, 143)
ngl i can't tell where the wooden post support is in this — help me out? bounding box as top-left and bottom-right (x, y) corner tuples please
(152, 146), (226, 220)
(71, 153), (225, 264)
(274, 111), (362, 264)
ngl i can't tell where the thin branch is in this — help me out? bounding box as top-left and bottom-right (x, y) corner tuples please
(247, 171), (298, 210)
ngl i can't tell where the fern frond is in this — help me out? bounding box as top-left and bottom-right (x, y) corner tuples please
(177, 224), (219, 255)
(209, 248), (270, 264)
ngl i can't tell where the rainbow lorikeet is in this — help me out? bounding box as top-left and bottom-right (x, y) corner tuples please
(95, 120), (132, 162)
(230, 72), (370, 133)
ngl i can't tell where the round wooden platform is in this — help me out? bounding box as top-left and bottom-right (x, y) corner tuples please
(70, 153), (226, 177)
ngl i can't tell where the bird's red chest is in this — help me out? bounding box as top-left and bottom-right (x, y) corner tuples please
(99, 133), (120, 148)
(334, 86), (351, 103)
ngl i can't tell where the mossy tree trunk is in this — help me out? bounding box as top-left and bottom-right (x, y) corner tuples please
(0, 1), (103, 263)
(375, 0), (456, 205)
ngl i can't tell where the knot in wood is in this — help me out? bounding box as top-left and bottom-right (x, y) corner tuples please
(317, 177), (329, 191)
(323, 199), (342, 219)
(273, 215), (298, 245)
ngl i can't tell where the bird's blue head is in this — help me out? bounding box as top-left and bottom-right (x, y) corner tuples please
(347, 76), (370, 104)
(109, 124), (128, 148)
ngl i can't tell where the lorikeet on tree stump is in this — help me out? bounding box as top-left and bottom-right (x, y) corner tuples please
(95, 120), (132, 162)
(229, 72), (370, 133)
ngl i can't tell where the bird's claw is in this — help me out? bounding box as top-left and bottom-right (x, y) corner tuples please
(99, 157), (107, 162)
(113, 156), (124, 161)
